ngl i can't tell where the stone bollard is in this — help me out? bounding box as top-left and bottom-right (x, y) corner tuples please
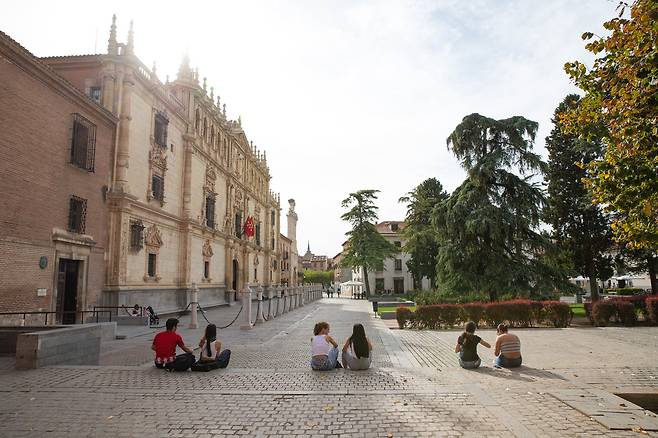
(240, 285), (253, 330)
(189, 282), (199, 329)
(256, 285), (265, 323)
(288, 287), (294, 311)
(266, 284), (275, 319)
(300, 286), (305, 307)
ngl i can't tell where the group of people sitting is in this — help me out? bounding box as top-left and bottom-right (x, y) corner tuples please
(310, 322), (372, 371)
(151, 317), (520, 373)
(455, 322), (522, 369)
(152, 318), (231, 371)
(130, 304), (159, 325)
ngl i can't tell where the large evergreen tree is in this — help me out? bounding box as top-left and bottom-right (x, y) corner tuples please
(340, 190), (398, 297)
(435, 114), (553, 301)
(399, 178), (448, 288)
(545, 95), (613, 302)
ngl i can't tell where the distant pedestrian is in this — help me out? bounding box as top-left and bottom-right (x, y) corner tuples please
(336, 287), (341, 298)
(455, 321), (490, 369)
(152, 318), (195, 371)
(197, 323), (231, 368)
(130, 304), (141, 316)
(310, 322), (341, 370)
(341, 323), (372, 370)
(494, 324), (522, 368)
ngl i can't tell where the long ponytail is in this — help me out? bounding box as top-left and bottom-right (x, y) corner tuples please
(461, 321), (477, 345)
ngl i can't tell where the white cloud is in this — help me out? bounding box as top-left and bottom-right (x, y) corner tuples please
(1, 0), (617, 257)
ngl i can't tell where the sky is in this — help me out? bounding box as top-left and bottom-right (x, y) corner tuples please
(1, 0), (617, 258)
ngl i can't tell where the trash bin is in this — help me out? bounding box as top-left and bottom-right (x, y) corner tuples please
(372, 301), (378, 313)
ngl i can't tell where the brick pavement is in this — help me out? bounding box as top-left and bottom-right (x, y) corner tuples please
(0, 298), (657, 437)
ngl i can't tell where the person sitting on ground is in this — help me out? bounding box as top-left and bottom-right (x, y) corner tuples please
(197, 323), (231, 368)
(455, 321), (491, 369)
(494, 323), (522, 368)
(130, 304), (141, 316)
(341, 323), (372, 370)
(311, 321), (341, 370)
(152, 318), (194, 369)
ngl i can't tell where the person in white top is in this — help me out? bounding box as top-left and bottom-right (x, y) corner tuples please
(310, 321), (340, 370)
(198, 324), (231, 368)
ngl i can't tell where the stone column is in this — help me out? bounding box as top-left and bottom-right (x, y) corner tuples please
(282, 286), (288, 313)
(240, 285), (253, 330)
(256, 285), (265, 323)
(300, 285), (305, 307)
(189, 283), (199, 329)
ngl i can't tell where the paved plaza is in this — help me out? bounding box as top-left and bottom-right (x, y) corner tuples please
(1, 298), (657, 437)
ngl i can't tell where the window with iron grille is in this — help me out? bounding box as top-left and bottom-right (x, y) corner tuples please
(394, 259), (403, 271)
(89, 87), (101, 103)
(205, 194), (215, 228)
(152, 174), (164, 202)
(255, 223), (261, 246)
(130, 221), (144, 250)
(235, 212), (242, 238)
(70, 114), (96, 172)
(147, 253), (157, 277)
(204, 261), (210, 279)
(68, 196), (87, 233)
(154, 112), (168, 148)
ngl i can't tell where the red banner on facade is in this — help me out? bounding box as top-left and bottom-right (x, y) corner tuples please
(243, 216), (255, 237)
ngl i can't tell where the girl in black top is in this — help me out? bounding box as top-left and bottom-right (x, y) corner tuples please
(455, 321), (491, 369)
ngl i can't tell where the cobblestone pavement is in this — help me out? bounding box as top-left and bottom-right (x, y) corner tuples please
(0, 298), (657, 437)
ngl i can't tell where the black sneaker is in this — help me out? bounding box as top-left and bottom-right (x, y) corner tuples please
(335, 361), (343, 369)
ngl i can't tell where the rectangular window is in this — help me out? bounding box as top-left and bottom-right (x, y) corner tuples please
(204, 261), (209, 279)
(391, 223), (399, 232)
(68, 196), (87, 234)
(130, 221), (144, 250)
(154, 112), (169, 148)
(235, 212), (242, 238)
(70, 114), (96, 172)
(152, 174), (164, 202)
(147, 253), (157, 277)
(271, 237), (275, 250)
(271, 210), (275, 226)
(205, 194), (215, 228)
(256, 223), (261, 246)
(89, 87), (101, 103)
(394, 259), (403, 271)
(394, 278), (404, 294)
(375, 278), (385, 293)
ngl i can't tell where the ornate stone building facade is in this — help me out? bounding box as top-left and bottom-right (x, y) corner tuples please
(42, 17), (283, 313)
(278, 199), (300, 286)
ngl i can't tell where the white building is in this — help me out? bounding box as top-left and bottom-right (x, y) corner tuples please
(352, 221), (431, 295)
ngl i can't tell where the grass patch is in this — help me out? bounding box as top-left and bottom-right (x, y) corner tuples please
(570, 303), (586, 318)
(377, 306), (416, 314)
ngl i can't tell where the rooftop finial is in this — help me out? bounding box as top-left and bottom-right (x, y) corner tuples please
(151, 61), (157, 77)
(210, 86), (214, 101)
(216, 95), (221, 108)
(222, 103), (226, 117)
(203, 77), (207, 91)
(238, 115), (242, 127)
(126, 20), (134, 55)
(107, 14), (118, 55)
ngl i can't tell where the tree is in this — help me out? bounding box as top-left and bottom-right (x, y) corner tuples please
(545, 95), (613, 301)
(303, 270), (335, 285)
(340, 190), (398, 297)
(435, 114), (555, 301)
(399, 178), (448, 288)
(563, 0), (658, 249)
(615, 247), (658, 294)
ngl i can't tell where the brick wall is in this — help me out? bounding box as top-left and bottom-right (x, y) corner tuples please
(0, 36), (116, 313)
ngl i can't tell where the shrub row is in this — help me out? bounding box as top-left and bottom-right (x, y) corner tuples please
(586, 295), (658, 326)
(396, 300), (572, 329)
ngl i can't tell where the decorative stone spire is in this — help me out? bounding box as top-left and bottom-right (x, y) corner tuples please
(202, 77), (207, 92)
(177, 53), (194, 81)
(125, 20), (134, 55)
(107, 14), (118, 55)
(238, 115), (242, 127)
(210, 86), (214, 101)
(151, 61), (157, 78)
(222, 104), (226, 117)
(216, 95), (221, 108)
